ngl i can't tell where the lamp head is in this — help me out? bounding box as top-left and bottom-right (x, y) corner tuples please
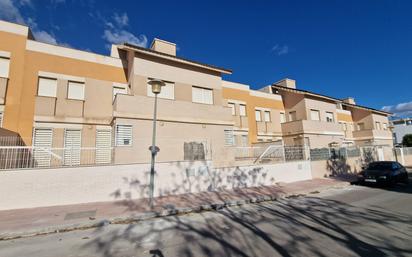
(148, 79), (166, 95)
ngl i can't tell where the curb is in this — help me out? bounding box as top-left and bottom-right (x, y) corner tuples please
(0, 181), (350, 241)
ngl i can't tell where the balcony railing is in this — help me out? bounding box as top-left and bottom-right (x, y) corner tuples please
(113, 94), (233, 124)
(281, 119), (343, 135)
(352, 129), (392, 139)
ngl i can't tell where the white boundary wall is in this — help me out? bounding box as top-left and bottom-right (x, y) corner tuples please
(0, 161), (312, 210)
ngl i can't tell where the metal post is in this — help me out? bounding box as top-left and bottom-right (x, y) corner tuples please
(149, 94), (158, 209)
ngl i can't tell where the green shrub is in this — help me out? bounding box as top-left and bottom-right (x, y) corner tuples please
(402, 134), (412, 147)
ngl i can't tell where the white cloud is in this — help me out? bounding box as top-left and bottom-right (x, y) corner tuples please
(103, 30), (147, 47)
(113, 12), (128, 28)
(382, 101), (412, 117)
(32, 30), (57, 44)
(101, 12), (147, 48)
(0, 0), (25, 23)
(0, 0), (67, 46)
(271, 44), (289, 56)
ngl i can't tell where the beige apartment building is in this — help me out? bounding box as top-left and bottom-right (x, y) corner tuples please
(0, 20), (392, 167)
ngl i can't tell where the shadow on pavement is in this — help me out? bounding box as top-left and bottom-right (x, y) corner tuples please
(82, 192), (412, 257)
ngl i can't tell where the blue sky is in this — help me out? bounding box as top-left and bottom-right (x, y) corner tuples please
(1, 0), (411, 117)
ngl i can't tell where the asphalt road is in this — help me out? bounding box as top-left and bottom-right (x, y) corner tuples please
(0, 180), (411, 257)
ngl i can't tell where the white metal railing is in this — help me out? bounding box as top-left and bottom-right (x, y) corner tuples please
(0, 146), (114, 170)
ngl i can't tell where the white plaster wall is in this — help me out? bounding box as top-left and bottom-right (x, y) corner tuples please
(0, 161), (312, 210)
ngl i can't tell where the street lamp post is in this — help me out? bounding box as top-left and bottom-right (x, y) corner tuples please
(148, 79), (165, 209)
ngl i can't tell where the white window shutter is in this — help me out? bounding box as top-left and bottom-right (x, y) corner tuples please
(239, 104), (246, 116)
(224, 130), (234, 146)
(0, 57), (10, 78)
(38, 77), (57, 97)
(116, 125), (132, 146)
(33, 128), (53, 167)
(96, 129), (112, 164)
(68, 81), (85, 100)
(255, 110), (261, 121)
(64, 129), (82, 166)
(147, 81), (175, 100)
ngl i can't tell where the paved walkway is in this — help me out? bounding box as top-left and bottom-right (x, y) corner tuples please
(0, 178), (351, 239)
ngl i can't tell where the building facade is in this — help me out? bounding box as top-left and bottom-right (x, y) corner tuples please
(0, 20), (393, 167)
(391, 118), (412, 145)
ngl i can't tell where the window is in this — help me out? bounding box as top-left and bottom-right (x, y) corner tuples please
(228, 102), (236, 115)
(96, 129), (112, 164)
(33, 128), (53, 167)
(0, 112), (3, 128)
(289, 111), (297, 121)
(192, 86), (213, 104)
(239, 104), (246, 116)
(375, 121), (381, 130)
(280, 112), (286, 123)
(264, 111), (271, 122)
(340, 122), (347, 131)
(255, 110), (262, 121)
(383, 123), (388, 130)
(115, 124), (132, 146)
(113, 84), (127, 100)
(241, 135), (248, 146)
(224, 130), (234, 146)
(63, 129), (82, 166)
(310, 109), (320, 121)
(358, 122), (365, 130)
(147, 81), (174, 100)
(0, 57), (10, 78)
(326, 112), (334, 123)
(67, 81), (85, 100)
(38, 77), (57, 97)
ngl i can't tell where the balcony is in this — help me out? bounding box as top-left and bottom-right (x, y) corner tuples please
(352, 129), (392, 139)
(113, 94), (233, 125)
(281, 120), (343, 136)
(257, 121), (281, 135)
(233, 115), (248, 129)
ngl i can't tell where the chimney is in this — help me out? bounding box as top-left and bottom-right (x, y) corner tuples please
(274, 78), (296, 89)
(150, 38), (176, 56)
(343, 97), (356, 105)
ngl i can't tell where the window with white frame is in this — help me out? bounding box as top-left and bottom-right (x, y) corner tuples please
(358, 122), (365, 130)
(239, 104), (246, 116)
(310, 109), (320, 121)
(224, 130), (234, 146)
(264, 111), (271, 122)
(255, 109), (262, 121)
(375, 121), (381, 130)
(289, 111), (297, 121)
(192, 86), (213, 104)
(241, 135), (248, 146)
(67, 81), (85, 100)
(115, 124), (132, 146)
(228, 102), (236, 115)
(280, 112), (286, 123)
(147, 81), (174, 100)
(326, 112), (334, 123)
(0, 57), (10, 78)
(37, 77), (57, 97)
(113, 84), (127, 100)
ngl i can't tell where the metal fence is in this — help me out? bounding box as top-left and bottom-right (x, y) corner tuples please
(234, 144), (396, 165)
(233, 145), (309, 164)
(0, 146), (114, 170)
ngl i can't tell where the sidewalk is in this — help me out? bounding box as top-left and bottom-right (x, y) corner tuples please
(0, 178), (351, 240)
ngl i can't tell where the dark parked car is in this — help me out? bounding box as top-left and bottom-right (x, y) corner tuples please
(357, 161), (409, 185)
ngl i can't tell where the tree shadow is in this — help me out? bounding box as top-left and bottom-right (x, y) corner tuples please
(81, 195), (412, 257)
